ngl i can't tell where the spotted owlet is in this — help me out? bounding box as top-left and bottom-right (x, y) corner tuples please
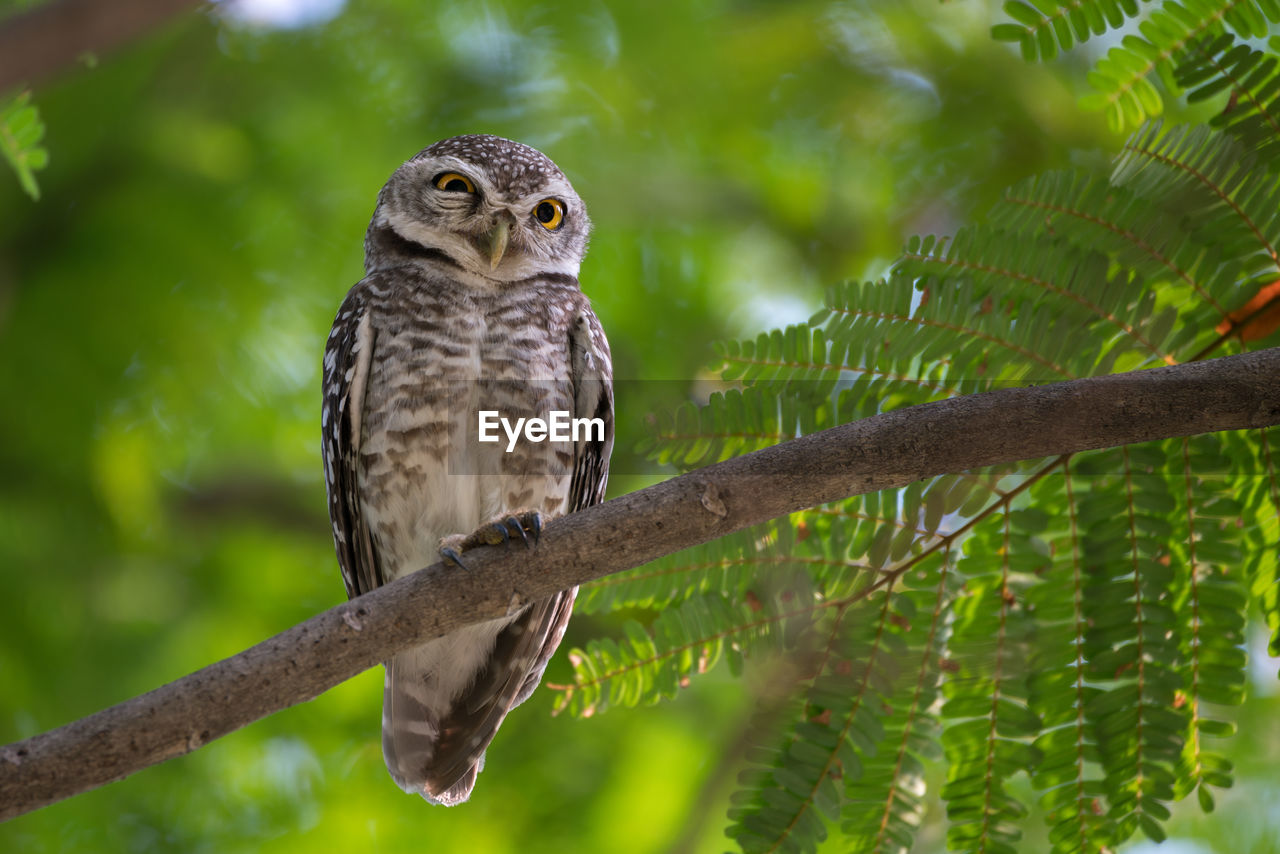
(321, 135), (613, 805)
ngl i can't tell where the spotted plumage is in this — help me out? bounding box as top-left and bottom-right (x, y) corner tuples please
(322, 135), (613, 805)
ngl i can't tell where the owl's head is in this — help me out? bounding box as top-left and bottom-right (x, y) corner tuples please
(364, 134), (590, 286)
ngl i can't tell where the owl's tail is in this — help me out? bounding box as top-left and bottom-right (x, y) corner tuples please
(380, 654), (481, 807)
(378, 600), (566, 805)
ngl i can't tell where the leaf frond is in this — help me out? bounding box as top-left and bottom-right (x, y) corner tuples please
(0, 92), (48, 200)
(1177, 33), (1280, 169)
(992, 0), (1145, 63)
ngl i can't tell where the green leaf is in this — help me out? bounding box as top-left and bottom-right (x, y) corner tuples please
(0, 92), (48, 200)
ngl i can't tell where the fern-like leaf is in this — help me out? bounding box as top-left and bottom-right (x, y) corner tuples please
(992, 0), (1144, 63)
(0, 92), (48, 200)
(1242, 427), (1280, 657)
(899, 228), (1176, 372)
(941, 506), (1040, 854)
(1177, 33), (1280, 169)
(1112, 122), (1280, 347)
(576, 519), (799, 615)
(993, 0), (1280, 132)
(1172, 434), (1248, 812)
(727, 588), (902, 854)
(1026, 460), (1115, 852)
(552, 589), (793, 717)
(1073, 446), (1189, 842)
(842, 551), (955, 854)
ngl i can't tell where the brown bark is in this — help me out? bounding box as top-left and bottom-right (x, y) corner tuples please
(1, 346), (1278, 821)
(0, 0), (204, 93)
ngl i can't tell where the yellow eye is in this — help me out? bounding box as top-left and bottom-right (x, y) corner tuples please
(434, 172), (475, 193)
(534, 198), (565, 230)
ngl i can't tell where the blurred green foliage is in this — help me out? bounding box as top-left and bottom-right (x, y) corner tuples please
(1, 1), (1277, 852)
(0, 92), (47, 199)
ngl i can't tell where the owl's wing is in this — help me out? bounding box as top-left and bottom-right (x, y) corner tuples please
(567, 309), (615, 514)
(420, 307), (614, 800)
(512, 309), (613, 705)
(322, 286), (384, 600)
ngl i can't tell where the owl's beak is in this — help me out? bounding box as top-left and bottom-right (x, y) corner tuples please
(485, 219), (510, 271)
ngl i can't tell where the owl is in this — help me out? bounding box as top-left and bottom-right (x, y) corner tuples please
(321, 135), (613, 805)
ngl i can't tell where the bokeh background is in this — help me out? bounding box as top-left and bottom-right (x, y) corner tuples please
(2, 1), (1276, 852)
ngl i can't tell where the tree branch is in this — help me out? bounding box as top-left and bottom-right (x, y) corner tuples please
(0, 0), (203, 93)
(2, 347), (1278, 821)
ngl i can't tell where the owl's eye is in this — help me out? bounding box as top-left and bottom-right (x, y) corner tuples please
(534, 199), (565, 230)
(434, 172), (475, 193)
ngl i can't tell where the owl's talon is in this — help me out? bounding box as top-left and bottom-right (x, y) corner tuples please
(484, 521), (510, 547)
(442, 511), (543, 566)
(504, 515), (530, 548)
(503, 511), (541, 550)
(440, 546), (470, 571)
